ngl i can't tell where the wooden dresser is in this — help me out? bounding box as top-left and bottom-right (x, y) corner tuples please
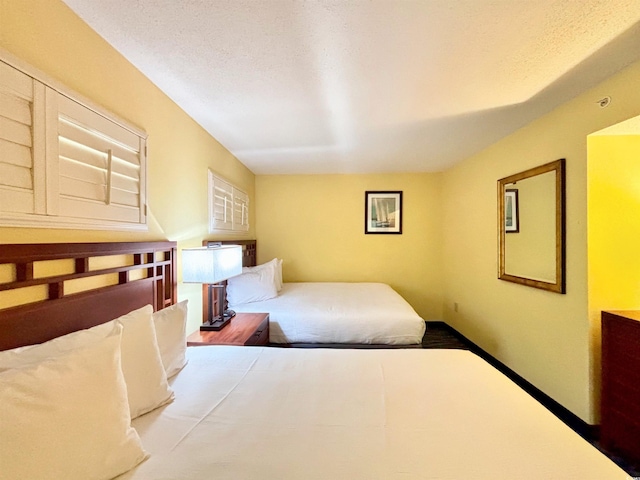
(601, 310), (640, 464)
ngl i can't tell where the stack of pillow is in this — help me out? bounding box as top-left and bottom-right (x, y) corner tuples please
(0, 300), (189, 480)
(226, 258), (283, 306)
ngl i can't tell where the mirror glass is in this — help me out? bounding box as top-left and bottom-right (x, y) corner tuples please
(498, 159), (565, 293)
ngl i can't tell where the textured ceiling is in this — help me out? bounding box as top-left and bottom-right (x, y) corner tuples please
(62, 0), (640, 174)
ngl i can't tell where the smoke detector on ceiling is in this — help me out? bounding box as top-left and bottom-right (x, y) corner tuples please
(597, 96), (611, 108)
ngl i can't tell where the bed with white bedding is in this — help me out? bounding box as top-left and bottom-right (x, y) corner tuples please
(231, 282), (427, 345)
(205, 240), (425, 347)
(118, 346), (626, 480)
(0, 242), (629, 480)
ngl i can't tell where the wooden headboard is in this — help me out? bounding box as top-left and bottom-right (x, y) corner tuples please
(0, 241), (177, 351)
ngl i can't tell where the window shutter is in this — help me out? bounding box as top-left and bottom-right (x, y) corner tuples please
(208, 170), (249, 233)
(0, 54), (147, 231)
(232, 187), (249, 231)
(49, 92), (146, 225)
(208, 171), (233, 231)
(0, 62), (45, 216)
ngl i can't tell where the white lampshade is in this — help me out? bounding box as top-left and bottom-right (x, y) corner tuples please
(182, 245), (243, 284)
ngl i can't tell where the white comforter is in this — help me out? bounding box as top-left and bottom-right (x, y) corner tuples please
(120, 347), (626, 480)
(231, 282), (426, 344)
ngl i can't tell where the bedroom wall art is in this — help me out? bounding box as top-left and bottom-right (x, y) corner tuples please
(365, 191), (403, 234)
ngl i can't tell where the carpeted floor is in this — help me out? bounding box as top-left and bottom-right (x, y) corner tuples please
(421, 321), (640, 477)
(421, 321), (470, 349)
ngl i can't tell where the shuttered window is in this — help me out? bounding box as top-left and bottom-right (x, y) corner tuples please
(0, 54), (147, 230)
(0, 62), (45, 217)
(208, 170), (249, 233)
(209, 173), (233, 231)
(53, 93), (146, 225)
(232, 187), (249, 232)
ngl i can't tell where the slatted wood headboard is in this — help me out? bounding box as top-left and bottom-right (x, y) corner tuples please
(0, 241), (177, 351)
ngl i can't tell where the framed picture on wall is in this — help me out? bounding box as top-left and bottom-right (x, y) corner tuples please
(505, 189), (519, 233)
(365, 191), (403, 234)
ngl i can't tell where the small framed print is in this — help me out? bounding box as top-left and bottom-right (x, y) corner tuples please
(365, 191), (402, 234)
(505, 189), (519, 233)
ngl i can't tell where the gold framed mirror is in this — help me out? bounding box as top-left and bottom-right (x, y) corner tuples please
(498, 159), (566, 293)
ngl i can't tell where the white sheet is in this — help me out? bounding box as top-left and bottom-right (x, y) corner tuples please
(119, 347), (626, 480)
(231, 282), (426, 344)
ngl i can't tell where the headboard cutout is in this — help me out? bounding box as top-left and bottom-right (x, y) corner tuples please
(0, 241), (177, 351)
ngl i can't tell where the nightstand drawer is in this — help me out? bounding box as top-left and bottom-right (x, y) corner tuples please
(245, 317), (269, 346)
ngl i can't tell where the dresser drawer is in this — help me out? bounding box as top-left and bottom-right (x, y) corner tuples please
(601, 310), (640, 464)
(601, 412), (640, 464)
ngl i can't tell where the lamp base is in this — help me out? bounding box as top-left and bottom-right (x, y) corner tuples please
(200, 316), (231, 331)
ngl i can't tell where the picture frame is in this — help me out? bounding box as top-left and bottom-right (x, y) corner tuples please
(505, 189), (519, 233)
(365, 191), (402, 234)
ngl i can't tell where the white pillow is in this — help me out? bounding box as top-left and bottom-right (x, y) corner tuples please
(106, 305), (174, 418)
(275, 258), (283, 291)
(0, 305), (174, 419)
(152, 300), (188, 378)
(242, 258), (283, 291)
(227, 264), (278, 305)
(0, 321), (115, 368)
(0, 326), (148, 480)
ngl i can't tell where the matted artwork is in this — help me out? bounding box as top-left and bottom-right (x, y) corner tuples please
(365, 191), (402, 234)
(505, 189), (519, 233)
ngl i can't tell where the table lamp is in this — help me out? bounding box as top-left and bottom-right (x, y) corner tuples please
(182, 245), (243, 330)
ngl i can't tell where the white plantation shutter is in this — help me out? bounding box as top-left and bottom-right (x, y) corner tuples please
(0, 55), (147, 230)
(0, 62), (45, 216)
(209, 172), (233, 231)
(52, 93), (146, 225)
(208, 170), (249, 233)
(232, 187), (249, 231)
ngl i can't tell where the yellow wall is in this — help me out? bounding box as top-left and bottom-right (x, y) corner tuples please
(0, 0), (255, 333)
(441, 60), (640, 423)
(587, 133), (640, 418)
(588, 134), (640, 311)
(255, 173), (443, 320)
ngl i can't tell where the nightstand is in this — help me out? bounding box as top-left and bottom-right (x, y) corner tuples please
(187, 312), (269, 346)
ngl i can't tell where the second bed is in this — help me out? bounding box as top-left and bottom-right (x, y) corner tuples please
(231, 281), (426, 346)
(210, 240), (425, 347)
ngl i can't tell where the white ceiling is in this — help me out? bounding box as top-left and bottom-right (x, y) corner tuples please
(62, 0), (640, 175)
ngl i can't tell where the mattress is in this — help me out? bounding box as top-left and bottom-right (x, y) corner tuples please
(231, 282), (426, 344)
(119, 346), (626, 479)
